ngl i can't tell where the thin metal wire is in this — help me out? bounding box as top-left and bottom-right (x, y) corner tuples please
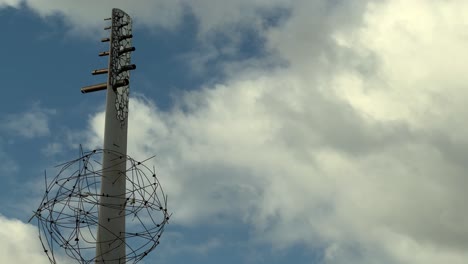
(30, 148), (170, 264)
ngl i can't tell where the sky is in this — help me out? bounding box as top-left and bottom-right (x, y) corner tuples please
(1, 0), (468, 263)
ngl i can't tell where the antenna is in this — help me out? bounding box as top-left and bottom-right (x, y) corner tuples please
(30, 9), (169, 264)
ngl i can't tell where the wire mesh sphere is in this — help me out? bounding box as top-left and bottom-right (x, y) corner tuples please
(30, 149), (170, 264)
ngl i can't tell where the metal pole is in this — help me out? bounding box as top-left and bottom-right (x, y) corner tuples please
(82, 8), (136, 263)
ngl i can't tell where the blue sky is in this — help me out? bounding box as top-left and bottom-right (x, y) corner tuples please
(2, 1), (468, 264)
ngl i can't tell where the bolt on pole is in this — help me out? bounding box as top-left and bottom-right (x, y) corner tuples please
(82, 8), (136, 264)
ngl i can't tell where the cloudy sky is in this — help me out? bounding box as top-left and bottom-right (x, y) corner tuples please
(1, 0), (468, 263)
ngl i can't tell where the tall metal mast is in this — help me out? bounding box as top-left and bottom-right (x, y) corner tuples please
(30, 9), (169, 263)
(82, 8), (136, 263)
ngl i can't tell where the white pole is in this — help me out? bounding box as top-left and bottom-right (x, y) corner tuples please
(95, 86), (128, 263)
(94, 8), (134, 263)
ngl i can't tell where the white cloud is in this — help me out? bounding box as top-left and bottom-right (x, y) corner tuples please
(83, 76), (468, 263)
(40, 142), (63, 156)
(0, 137), (18, 173)
(331, 0), (468, 131)
(5, 0), (289, 37)
(160, 232), (222, 256)
(0, 149), (18, 173)
(3, 0), (291, 77)
(19, 0), (184, 35)
(0, 215), (59, 264)
(0, 0), (21, 8)
(2, 104), (55, 139)
(187, 0), (290, 35)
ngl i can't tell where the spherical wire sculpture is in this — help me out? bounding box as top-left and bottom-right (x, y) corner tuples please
(29, 148), (170, 263)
